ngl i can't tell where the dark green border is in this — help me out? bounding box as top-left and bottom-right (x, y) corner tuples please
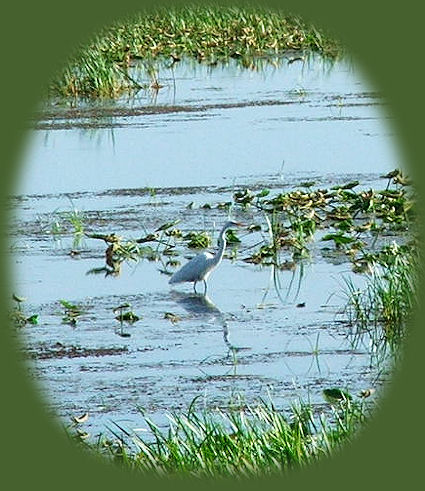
(2, 0), (424, 489)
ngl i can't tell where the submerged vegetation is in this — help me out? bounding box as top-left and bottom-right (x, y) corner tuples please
(70, 394), (369, 478)
(50, 6), (341, 99)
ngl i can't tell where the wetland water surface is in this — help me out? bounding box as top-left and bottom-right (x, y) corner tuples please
(12, 54), (399, 438)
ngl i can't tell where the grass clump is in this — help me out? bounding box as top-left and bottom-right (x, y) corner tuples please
(344, 242), (419, 347)
(50, 6), (341, 99)
(72, 396), (368, 478)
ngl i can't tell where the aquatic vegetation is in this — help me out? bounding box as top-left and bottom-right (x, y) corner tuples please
(322, 388), (352, 403)
(86, 231), (163, 276)
(112, 303), (140, 338)
(224, 228), (241, 244)
(113, 303), (140, 323)
(59, 208), (86, 249)
(322, 232), (355, 248)
(70, 394), (368, 478)
(231, 170), (415, 268)
(244, 244), (276, 265)
(9, 295), (38, 327)
(183, 231), (211, 249)
(60, 299), (83, 326)
(39, 206), (87, 249)
(164, 312), (181, 324)
(49, 6), (341, 99)
(343, 242), (418, 347)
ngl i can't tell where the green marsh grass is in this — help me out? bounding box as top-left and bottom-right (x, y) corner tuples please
(49, 6), (341, 99)
(42, 206), (87, 249)
(343, 243), (418, 348)
(62, 208), (86, 248)
(71, 396), (368, 478)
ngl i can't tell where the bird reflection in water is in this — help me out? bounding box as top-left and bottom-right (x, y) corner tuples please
(171, 291), (246, 353)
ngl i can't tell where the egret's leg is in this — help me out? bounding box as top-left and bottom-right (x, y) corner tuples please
(203, 280), (207, 296)
(193, 281), (198, 293)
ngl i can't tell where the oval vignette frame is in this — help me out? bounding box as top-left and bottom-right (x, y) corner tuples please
(1, 0), (424, 490)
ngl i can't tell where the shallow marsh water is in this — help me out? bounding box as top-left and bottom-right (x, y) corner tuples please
(11, 54), (399, 439)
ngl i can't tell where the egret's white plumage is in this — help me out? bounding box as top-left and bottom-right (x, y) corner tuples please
(169, 220), (242, 294)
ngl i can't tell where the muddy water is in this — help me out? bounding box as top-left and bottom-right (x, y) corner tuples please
(11, 54), (399, 439)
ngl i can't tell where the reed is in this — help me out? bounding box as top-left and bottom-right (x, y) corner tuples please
(71, 395), (368, 478)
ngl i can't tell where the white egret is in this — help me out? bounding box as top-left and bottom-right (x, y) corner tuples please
(169, 220), (243, 294)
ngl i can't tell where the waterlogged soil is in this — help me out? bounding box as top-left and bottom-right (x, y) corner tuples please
(11, 54), (399, 440)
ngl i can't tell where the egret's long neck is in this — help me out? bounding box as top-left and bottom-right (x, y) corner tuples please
(213, 227), (228, 266)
